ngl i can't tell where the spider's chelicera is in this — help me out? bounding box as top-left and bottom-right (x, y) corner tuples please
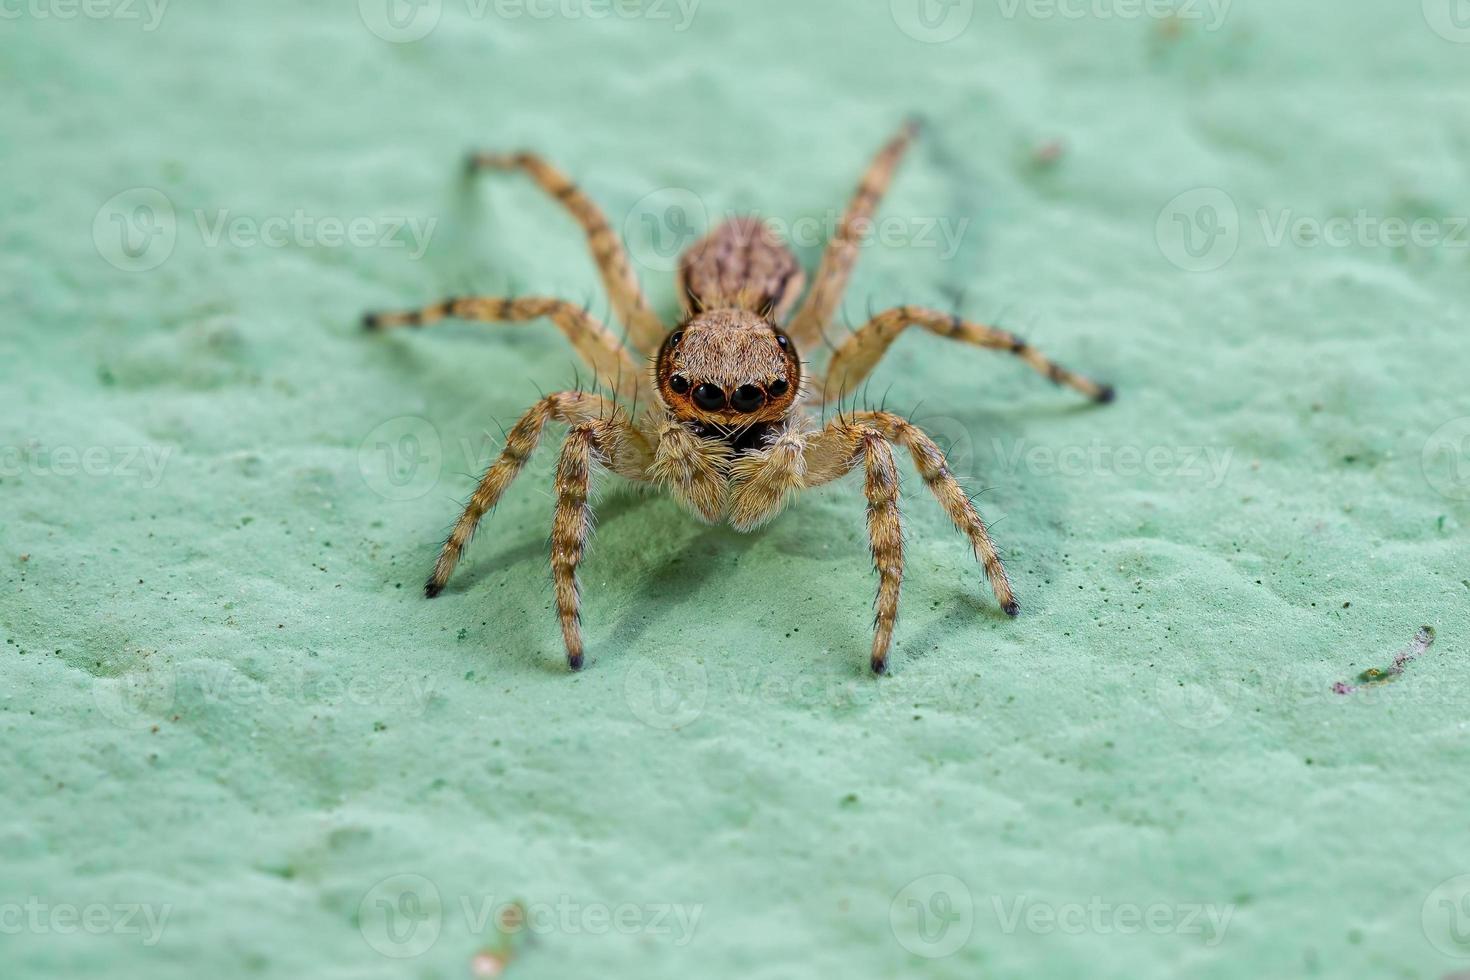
(363, 121), (1114, 673)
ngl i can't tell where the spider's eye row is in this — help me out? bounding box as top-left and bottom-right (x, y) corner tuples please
(768, 378), (789, 397)
(669, 374), (691, 394)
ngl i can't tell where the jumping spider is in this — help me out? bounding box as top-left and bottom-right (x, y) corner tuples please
(363, 121), (1113, 673)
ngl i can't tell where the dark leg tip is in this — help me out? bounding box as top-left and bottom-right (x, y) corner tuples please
(1003, 600), (1021, 618)
(567, 653), (584, 671)
(871, 657), (889, 675)
(361, 312), (381, 331)
(1095, 385), (1116, 404)
(424, 581), (443, 599)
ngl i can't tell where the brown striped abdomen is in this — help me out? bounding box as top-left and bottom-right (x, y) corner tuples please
(677, 216), (805, 320)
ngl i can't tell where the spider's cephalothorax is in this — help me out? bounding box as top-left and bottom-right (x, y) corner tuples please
(363, 121), (1114, 673)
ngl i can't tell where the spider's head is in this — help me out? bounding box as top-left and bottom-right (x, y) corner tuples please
(654, 310), (801, 427)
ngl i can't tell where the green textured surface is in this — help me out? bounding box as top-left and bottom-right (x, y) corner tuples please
(4, 2), (1470, 977)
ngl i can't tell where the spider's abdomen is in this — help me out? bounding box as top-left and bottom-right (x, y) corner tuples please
(677, 217), (805, 320)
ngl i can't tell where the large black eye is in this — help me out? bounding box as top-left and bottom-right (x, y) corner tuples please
(768, 379), (789, 398)
(692, 384), (726, 411)
(669, 374), (691, 394)
(668, 331), (683, 346)
(731, 385), (765, 413)
(775, 333), (790, 350)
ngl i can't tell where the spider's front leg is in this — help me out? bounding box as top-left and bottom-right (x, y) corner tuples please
(816, 424), (905, 674)
(747, 412), (1017, 672)
(423, 392), (649, 603)
(551, 421), (613, 670)
(726, 419), (903, 672)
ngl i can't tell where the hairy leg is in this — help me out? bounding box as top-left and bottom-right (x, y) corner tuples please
(785, 120), (920, 350)
(727, 417), (903, 671)
(813, 305), (1114, 405)
(424, 392), (651, 598)
(843, 411), (1018, 616)
(551, 423), (601, 669)
(363, 295), (650, 403)
(467, 151), (666, 354)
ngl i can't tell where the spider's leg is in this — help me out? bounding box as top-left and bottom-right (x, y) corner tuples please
(551, 424), (599, 670)
(774, 418), (903, 673)
(811, 305), (1114, 405)
(466, 151), (667, 354)
(424, 392), (649, 599)
(845, 411), (1017, 616)
(786, 120), (919, 350)
(363, 296), (650, 403)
